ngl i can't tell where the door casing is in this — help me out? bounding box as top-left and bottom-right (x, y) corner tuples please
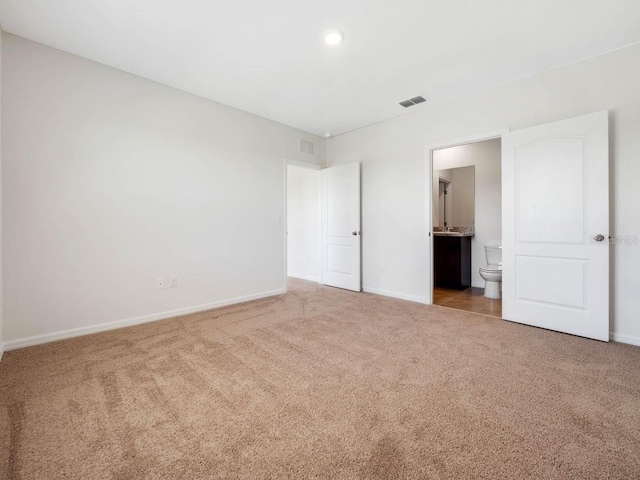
(426, 130), (508, 304)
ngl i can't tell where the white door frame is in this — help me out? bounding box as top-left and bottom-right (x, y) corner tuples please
(283, 158), (322, 292)
(425, 129), (509, 304)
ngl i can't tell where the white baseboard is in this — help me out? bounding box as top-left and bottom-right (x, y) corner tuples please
(287, 272), (320, 283)
(471, 281), (485, 289)
(363, 286), (430, 305)
(2, 288), (286, 352)
(3, 288), (638, 354)
(610, 332), (640, 347)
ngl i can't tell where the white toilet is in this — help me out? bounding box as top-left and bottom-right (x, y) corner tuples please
(479, 244), (502, 299)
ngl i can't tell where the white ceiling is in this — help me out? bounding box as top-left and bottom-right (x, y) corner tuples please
(1, 1), (639, 136)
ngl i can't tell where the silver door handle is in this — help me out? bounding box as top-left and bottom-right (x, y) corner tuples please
(593, 234), (605, 242)
(352, 231), (360, 236)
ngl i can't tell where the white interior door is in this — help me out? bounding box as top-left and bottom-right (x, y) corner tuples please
(321, 162), (361, 292)
(502, 111), (609, 341)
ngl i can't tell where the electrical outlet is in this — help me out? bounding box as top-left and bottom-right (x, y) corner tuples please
(156, 277), (165, 289)
(170, 277), (178, 288)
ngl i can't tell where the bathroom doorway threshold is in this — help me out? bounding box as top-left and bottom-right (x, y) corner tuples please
(433, 287), (502, 318)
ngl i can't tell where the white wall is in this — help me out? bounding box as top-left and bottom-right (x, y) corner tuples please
(0, 28), (3, 360)
(2, 34), (325, 346)
(286, 164), (320, 282)
(326, 42), (640, 345)
(434, 141), (501, 287)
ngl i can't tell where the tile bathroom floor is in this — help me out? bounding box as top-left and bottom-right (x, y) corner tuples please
(433, 287), (502, 318)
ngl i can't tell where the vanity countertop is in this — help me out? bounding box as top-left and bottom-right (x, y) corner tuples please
(433, 231), (475, 237)
(433, 227), (475, 237)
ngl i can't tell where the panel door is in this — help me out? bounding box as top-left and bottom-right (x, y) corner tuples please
(321, 163), (361, 292)
(502, 111), (609, 341)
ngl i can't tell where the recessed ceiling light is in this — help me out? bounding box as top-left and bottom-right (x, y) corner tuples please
(324, 132), (333, 138)
(323, 29), (344, 45)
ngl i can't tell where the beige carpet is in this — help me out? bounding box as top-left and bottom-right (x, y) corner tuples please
(1, 279), (640, 479)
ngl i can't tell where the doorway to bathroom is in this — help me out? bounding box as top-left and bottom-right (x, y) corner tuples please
(430, 136), (503, 318)
(427, 112), (609, 340)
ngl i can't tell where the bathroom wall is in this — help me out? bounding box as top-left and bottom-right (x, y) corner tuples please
(433, 139), (501, 288)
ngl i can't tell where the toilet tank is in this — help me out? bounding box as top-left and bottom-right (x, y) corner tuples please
(485, 244), (502, 265)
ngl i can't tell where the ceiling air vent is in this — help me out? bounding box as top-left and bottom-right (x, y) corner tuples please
(300, 139), (314, 155)
(399, 95), (427, 108)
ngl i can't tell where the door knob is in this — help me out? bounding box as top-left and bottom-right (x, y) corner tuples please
(352, 231), (359, 236)
(593, 234), (605, 242)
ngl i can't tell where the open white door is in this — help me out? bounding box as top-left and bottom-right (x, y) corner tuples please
(321, 162), (361, 292)
(502, 111), (609, 341)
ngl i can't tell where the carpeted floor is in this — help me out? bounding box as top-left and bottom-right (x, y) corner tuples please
(1, 279), (640, 479)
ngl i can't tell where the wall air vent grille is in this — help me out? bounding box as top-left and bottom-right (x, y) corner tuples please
(399, 95), (427, 108)
(300, 139), (314, 154)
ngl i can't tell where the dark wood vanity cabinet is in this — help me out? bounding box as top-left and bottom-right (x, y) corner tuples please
(434, 235), (472, 289)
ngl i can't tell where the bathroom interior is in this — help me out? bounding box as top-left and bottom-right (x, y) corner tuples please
(432, 138), (502, 317)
